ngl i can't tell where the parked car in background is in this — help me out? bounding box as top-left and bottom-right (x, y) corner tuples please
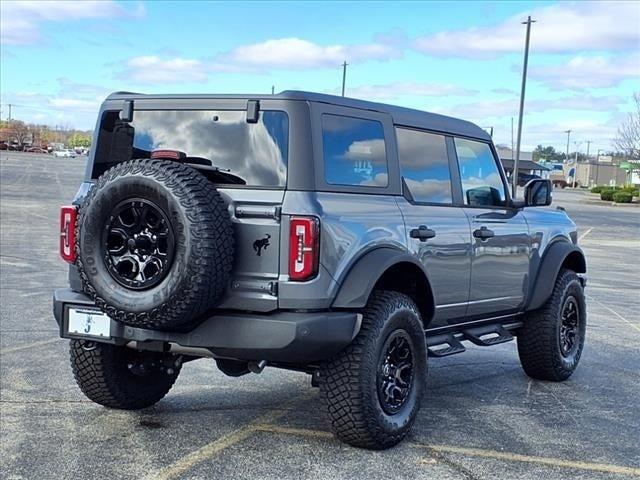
(52, 149), (76, 158)
(25, 147), (48, 154)
(518, 172), (541, 187)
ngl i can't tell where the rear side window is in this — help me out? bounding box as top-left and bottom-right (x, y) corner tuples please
(396, 128), (452, 204)
(322, 114), (388, 187)
(454, 138), (506, 207)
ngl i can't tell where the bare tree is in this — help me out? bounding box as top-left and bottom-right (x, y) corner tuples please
(614, 92), (640, 159)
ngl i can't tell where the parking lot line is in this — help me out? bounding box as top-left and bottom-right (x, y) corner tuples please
(418, 444), (640, 477)
(147, 394), (315, 480)
(254, 423), (334, 439)
(255, 424), (640, 477)
(578, 226), (594, 241)
(587, 294), (640, 333)
(1, 338), (60, 354)
(148, 424), (256, 480)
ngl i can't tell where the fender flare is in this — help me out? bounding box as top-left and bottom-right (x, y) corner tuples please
(526, 241), (586, 311)
(332, 247), (435, 313)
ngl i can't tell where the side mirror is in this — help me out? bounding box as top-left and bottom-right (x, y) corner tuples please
(524, 179), (552, 207)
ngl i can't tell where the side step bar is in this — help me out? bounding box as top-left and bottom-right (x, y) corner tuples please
(426, 322), (521, 357)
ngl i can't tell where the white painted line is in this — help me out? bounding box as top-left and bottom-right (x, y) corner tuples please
(253, 424), (640, 477)
(578, 227), (594, 242)
(587, 294), (640, 333)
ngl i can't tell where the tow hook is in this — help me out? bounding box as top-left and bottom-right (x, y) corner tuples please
(248, 360), (267, 374)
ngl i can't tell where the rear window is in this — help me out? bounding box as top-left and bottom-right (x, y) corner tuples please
(131, 110), (288, 187)
(322, 114), (388, 187)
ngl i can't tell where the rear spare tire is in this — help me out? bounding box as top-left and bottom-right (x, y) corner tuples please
(76, 159), (234, 330)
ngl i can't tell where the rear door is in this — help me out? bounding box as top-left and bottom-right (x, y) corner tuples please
(127, 101), (292, 312)
(395, 128), (472, 327)
(452, 138), (531, 317)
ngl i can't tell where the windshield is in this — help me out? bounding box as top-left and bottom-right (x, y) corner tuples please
(130, 110), (288, 187)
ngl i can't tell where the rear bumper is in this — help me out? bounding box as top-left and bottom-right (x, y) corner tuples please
(53, 288), (360, 363)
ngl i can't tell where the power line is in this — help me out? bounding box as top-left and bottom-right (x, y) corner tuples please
(2, 103), (96, 114)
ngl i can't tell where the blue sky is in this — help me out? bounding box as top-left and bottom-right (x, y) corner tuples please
(1, 0), (638, 152)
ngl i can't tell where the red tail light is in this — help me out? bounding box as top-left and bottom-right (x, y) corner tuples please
(60, 205), (78, 263)
(288, 216), (319, 281)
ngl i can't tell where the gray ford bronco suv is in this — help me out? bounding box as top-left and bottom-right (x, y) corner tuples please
(54, 91), (587, 449)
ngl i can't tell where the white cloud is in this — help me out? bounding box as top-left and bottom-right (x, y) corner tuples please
(413, 1), (640, 58)
(336, 81), (477, 100)
(1, 78), (110, 129)
(528, 54), (640, 90)
(445, 94), (625, 121)
(119, 56), (209, 84)
(215, 37), (401, 71)
(0, 1), (144, 45)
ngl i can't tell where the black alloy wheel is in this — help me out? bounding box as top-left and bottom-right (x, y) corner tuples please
(377, 331), (414, 415)
(103, 199), (175, 290)
(559, 295), (580, 357)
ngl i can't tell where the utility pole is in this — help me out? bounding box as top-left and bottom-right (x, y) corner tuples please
(341, 61), (348, 97)
(512, 15), (536, 197)
(573, 141), (582, 188)
(586, 140), (591, 160)
(565, 129), (571, 162)
(271, 85), (275, 95)
(595, 149), (602, 186)
(8, 104), (12, 121)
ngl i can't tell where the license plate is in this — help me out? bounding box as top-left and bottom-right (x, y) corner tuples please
(67, 307), (111, 338)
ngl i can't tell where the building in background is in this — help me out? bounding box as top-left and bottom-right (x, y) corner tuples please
(497, 147), (550, 184)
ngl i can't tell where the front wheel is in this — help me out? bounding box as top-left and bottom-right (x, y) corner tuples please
(319, 291), (427, 449)
(517, 269), (586, 381)
(70, 340), (182, 409)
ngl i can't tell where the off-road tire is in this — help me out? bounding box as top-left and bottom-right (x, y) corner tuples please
(76, 159), (234, 331)
(319, 291), (427, 449)
(70, 339), (181, 409)
(517, 269), (586, 381)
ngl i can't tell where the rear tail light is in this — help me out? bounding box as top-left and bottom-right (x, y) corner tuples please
(60, 205), (78, 263)
(288, 216), (319, 281)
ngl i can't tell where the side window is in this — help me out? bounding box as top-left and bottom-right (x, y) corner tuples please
(454, 138), (506, 207)
(322, 114), (388, 187)
(396, 128), (452, 204)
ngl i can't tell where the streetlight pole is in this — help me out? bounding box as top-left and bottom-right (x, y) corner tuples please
(511, 117), (514, 157)
(586, 140), (591, 160)
(595, 149), (603, 186)
(341, 61), (348, 97)
(512, 16), (536, 197)
(565, 129), (571, 162)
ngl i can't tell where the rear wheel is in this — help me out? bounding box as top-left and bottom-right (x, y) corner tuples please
(517, 269), (586, 381)
(70, 340), (181, 409)
(319, 291), (427, 449)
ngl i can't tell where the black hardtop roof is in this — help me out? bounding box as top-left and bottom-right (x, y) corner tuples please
(105, 90), (490, 141)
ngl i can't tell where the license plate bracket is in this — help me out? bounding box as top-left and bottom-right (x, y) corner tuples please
(67, 307), (112, 338)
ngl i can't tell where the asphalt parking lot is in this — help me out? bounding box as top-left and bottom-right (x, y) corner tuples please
(1, 151), (639, 480)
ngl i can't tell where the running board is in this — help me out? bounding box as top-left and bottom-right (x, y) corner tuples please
(427, 323), (517, 357)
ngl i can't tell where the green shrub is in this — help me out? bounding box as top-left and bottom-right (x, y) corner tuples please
(613, 191), (633, 203)
(591, 186), (605, 193)
(600, 189), (615, 201)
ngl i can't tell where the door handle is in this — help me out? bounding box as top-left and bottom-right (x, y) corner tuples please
(473, 226), (495, 240)
(410, 225), (436, 242)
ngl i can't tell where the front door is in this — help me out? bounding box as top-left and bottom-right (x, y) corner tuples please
(453, 137), (531, 317)
(395, 128), (472, 328)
